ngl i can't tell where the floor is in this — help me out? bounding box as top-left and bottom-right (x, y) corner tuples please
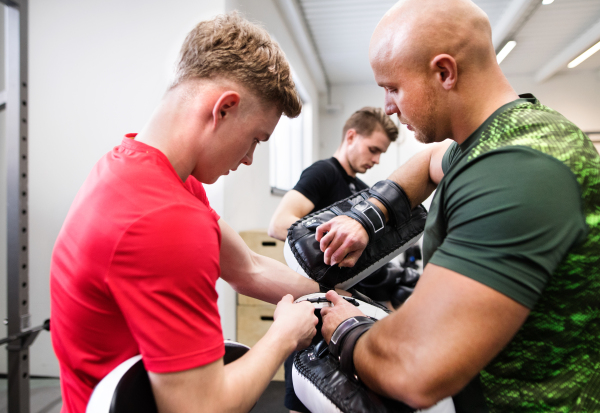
(0, 378), (288, 413)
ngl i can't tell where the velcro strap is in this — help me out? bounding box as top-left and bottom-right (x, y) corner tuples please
(329, 316), (374, 359)
(339, 323), (372, 382)
(369, 180), (412, 227)
(343, 199), (386, 242)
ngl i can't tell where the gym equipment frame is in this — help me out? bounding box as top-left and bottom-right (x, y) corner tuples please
(0, 1), (49, 412)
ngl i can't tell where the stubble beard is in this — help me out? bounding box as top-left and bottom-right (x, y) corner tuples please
(412, 86), (439, 144)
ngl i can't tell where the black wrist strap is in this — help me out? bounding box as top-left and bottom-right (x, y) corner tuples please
(319, 283), (331, 293)
(329, 316), (374, 359)
(343, 199), (386, 242)
(369, 180), (412, 228)
(339, 323), (372, 382)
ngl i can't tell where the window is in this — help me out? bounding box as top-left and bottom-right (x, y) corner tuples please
(269, 76), (312, 195)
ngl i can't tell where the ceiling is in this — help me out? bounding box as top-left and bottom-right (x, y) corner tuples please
(291, 0), (600, 85)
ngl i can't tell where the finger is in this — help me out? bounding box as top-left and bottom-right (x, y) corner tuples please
(325, 290), (343, 305)
(315, 221), (331, 241)
(330, 235), (362, 265)
(319, 230), (335, 253)
(323, 235), (347, 266)
(279, 294), (294, 304)
(338, 249), (362, 268)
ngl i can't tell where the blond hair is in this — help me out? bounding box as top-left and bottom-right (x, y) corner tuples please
(342, 107), (398, 142)
(173, 12), (302, 118)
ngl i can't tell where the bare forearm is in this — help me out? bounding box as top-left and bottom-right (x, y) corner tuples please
(351, 264), (530, 408)
(267, 213), (299, 241)
(220, 328), (296, 412)
(231, 253), (318, 304)
(387, 145), (440, 208)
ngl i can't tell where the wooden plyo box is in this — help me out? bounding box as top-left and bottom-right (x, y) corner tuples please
(236, 229), (286, 381)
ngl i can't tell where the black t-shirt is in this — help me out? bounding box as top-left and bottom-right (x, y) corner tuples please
(293, 157), (368, 212)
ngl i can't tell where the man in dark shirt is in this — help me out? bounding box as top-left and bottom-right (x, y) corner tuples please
(268, 106), (398, 413)
(268, 107), (398, 240)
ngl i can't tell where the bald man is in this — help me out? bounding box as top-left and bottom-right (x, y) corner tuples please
(311, 0), (600, 412)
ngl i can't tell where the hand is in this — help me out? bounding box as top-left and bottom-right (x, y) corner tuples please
(320, 291), (365, 343)
(315, 215), (369, 267)
(273, 294), (318, 351)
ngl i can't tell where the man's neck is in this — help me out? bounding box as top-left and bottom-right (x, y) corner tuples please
(450, 74), (519, 145)
(135, 91), (201, 182)
(332, 151), (356, 178)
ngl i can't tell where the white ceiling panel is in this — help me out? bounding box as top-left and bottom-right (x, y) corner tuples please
(296, 0), (600, 85)
(500, 0), (600, 76)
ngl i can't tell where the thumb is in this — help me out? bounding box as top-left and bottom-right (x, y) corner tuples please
(325, 290), (343, 305)
(280, 294), (294, 304)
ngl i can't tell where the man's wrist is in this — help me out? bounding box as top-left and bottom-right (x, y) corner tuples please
(328, 316), (374, 359)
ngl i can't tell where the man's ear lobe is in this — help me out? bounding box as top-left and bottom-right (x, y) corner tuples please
(431, 54), (457, 90)
(212, 91), (241, 127)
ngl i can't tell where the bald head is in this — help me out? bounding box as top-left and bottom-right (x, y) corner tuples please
(370, 0), (496, 77)
(369, 0), (518, 144)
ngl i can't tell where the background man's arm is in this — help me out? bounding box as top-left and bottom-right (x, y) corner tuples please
(149, 295), (318, 413)
(316, 140), (452, 267)
(321, 264), (530, 409)
(268, 190), (315, 241)
(219, 218), (319, 303)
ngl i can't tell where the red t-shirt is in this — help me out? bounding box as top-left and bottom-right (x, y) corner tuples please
(50, 135), (224, 413)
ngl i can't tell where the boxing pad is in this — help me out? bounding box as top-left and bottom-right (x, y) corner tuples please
(286, 181), (427, 290)
(294, 292), (391, 321)
(292, 294), (455, 413)
(87, 340), (251, 413)
(356, 261), (420, 303)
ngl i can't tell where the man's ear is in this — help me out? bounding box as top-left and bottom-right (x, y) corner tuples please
(431, 54), (457, 91)
(345, 129), (357, 145)
(212, 91), (241, 128)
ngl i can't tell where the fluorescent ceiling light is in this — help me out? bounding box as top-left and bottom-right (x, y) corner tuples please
(542, 0), (554, 5)
(497, 40), (517, 64)
(568, 40), (600, 68)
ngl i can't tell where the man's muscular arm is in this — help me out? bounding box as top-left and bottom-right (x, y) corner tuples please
(321, 264), (530, 409)
(316, 140), (451, 267)
(268, 190), (315, 241)
(150, 295), (318, 413)
(219, 219), (319, 303)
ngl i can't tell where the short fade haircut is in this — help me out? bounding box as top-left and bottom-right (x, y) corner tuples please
(172, 12), (302, 118)
(342, 107), (398, 142)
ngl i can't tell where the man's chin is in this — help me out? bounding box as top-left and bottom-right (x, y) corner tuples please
(414, 131), (436, 144)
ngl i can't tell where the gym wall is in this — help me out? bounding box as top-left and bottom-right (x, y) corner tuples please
(25, 0), (226, 377)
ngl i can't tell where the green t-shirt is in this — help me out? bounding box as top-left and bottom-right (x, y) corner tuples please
(423, 94), (600, 412)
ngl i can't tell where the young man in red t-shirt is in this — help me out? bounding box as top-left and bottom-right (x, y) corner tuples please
(50, 13), (320, 413)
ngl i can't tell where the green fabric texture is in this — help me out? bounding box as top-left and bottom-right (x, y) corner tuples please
(423, 95), (600, 412)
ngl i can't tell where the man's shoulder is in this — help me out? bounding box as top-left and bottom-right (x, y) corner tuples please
(305, 158), (340, 173)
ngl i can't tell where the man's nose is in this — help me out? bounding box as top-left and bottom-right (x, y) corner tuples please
(384, 93), (399, 115)
(242, 146), (255, 166)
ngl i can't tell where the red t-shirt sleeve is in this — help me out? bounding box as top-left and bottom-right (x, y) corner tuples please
(184, 176), (220, 222)
(106, 203), (224, 373)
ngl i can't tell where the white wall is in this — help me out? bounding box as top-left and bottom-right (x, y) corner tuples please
(506, 70), (600, 132)
(26, 0), (226, 376)
(222, 0), (321, 233)
(207, 0), (323, 342)
(319, 83), (429, 187)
